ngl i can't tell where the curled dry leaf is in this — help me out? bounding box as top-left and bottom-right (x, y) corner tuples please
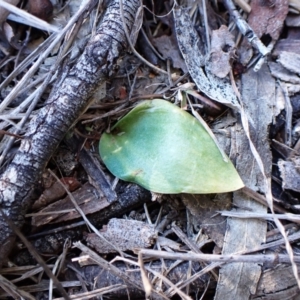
(206, 25), (236, 78)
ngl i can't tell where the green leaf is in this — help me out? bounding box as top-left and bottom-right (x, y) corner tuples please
(99, 99), (244, 194)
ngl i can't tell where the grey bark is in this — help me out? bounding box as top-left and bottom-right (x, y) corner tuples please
(214, 64), (274, 300)
(251, 265), (300, 300)
(0, 0), (141, 265)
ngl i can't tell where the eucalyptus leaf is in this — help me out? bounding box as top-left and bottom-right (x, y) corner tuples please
(99, 100), (244, 194)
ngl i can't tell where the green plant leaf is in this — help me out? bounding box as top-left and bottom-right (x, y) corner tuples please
(99, 99), (244, 194)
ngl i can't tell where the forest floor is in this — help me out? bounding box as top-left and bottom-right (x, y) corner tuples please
(0, 0), (300, 299)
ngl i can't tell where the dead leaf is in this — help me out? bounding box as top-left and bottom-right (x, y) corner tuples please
(215, 64), (273, 300)
(206, 25), (235, 78)
(182, 193), (231, 248)
(174, 7), (239, 109)
(153, 35), (187, 72)
(248, 0), (289, 41)
(239, 0), (289, 64)
(269, 61), (300, 84)
(278, 51), (300, 75)
(278, 158), (300, 192)
(86, 219), (158, 253)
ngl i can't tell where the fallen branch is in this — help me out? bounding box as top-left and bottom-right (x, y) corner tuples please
(0, 0), (141, 265)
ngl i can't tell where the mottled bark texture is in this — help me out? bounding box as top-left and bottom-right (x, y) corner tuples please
(0, 0), (141, 265)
